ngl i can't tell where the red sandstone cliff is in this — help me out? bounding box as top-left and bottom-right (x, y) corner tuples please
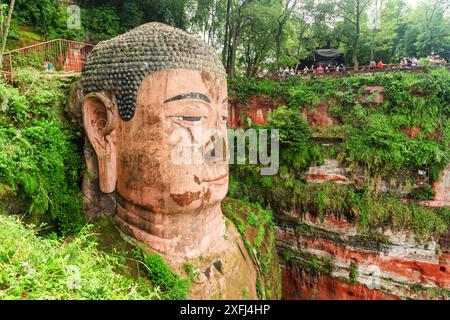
(231, 91), (450, 300)
(277, 211), (449, 300)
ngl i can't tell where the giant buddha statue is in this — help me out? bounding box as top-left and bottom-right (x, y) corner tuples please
(81, 22), (257, 299)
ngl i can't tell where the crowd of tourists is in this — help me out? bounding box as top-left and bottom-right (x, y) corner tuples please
(277, 54), (448, 80)
(426, 54), (448, 65)
(280, 63), (349, 77)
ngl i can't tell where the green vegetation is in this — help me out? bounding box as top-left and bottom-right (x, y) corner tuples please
(0, 214), (161, 300)
(241, 287), (249, 299)
(229, 70), (450, 240)
(222, 198), (280, 300)
(290, 248), (335, 275)
(232, 176), (450, 240)
(349, 263), (359, 283)
(0, 69), (85, 234)
(4, 0), (449, 73)
(143, 253), (190, 300)
(230, 71), (449, 184)
(282, 249), (292, 262)
(407, 186), (436, 201)
(256, 277), (263, 300)
(182, 263), (199, 283)
(411, 282), (450, 300)
(11, 0), (192, 43)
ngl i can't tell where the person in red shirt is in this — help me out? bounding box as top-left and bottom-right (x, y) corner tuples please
(317, 64), (324, 74)
(377, 60), (384, 69)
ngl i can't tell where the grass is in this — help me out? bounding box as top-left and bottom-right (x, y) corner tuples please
(0, 214), (161, 300)
(143, 253), (190, 300)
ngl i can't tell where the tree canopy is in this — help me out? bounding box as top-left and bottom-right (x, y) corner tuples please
(5, 0), (450, 73)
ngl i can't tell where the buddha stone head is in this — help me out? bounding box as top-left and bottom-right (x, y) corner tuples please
(81, 23), (230, 260)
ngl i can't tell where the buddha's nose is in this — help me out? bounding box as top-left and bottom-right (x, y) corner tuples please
(204, 132), (227, 164)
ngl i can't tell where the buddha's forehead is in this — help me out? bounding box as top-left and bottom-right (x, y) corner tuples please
(138, 69), (227, 103)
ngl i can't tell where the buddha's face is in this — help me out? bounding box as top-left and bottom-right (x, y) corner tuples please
(83, 69), (229, 214)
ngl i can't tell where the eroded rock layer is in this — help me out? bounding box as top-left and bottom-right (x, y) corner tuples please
(277, 211), (450, 300)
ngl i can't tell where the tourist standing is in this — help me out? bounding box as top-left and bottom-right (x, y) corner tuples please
(317, 64), (324, 74)
(377, 60), (384, 69)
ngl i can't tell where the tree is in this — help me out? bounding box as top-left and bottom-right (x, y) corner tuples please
(222, 0), (232, 64)
(368, 0), (382, 62)
(338, 0), (372, 69)
(223, 0), (256, 76)
(274, 0), (299, 70)
(0, 0), (15, 69)
(415, 0), (450, 56)
(189, 0), (227, 48)
(291, 0), (339, 68)
(241, 1), (278, 76)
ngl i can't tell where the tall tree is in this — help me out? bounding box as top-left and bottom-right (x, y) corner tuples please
(419, 0), (450, 55)
(222, 0), (232, 64)
(189, 0), (226, 48)
(0, 0), (15, 69)
(338, 0), (372, 69)
(274, 0), (298, 70)
(223, 0), (256, 76)
(241, 1), (278, 76)
(368, 0), (382, 62)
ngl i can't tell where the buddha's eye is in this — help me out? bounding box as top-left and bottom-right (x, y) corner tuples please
(222, 116), (228, 121)
(170, 116), (205, 122)
(182, 116), (203, 122)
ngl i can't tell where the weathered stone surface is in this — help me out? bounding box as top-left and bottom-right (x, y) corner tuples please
(65, 80), (84, 128)
(307, 159), (353, 184)
(82, 139), (116, 219)
(186, 220), (258, 300)
(402, 125), (421, 138)
(303, 102), (339, 127)
(277, 211), (450, 300)
(282, 264), (400, 300)
(79, 23), (258, 299)
(229, 96), (286, 128)
(428, 165), (450, 207)
(362, 85), (385, 105)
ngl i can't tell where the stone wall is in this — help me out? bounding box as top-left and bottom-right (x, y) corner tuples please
(277, 211), (450, 300)
(229, 95), (285, 128)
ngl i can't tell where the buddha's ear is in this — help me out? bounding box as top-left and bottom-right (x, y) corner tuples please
(83, 93), (118, 193)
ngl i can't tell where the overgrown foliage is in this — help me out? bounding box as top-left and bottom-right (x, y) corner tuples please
(222, 198), (280, 299)
(0, 215), (161, 299)
(229, 70), (450, 239)
(230, 70), (450, 182)
(143, 253), (190, 300)
(0, 68), (85, 234)
(9, 0), (449, 71)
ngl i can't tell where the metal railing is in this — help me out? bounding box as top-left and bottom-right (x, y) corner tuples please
(2, 39), (96, 83)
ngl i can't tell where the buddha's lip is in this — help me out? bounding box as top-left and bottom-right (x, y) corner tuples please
(203, 174), (228, 185)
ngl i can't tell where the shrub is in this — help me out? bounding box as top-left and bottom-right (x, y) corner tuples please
(408, 186), (436, 201)
(0, 69), (85, 234)
(143, 253), (190, 300)
(0, 215), (161, 300)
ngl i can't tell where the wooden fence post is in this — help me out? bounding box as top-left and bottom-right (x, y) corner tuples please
(58, 39), (63, 70)
(8, 52), (13, 83)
